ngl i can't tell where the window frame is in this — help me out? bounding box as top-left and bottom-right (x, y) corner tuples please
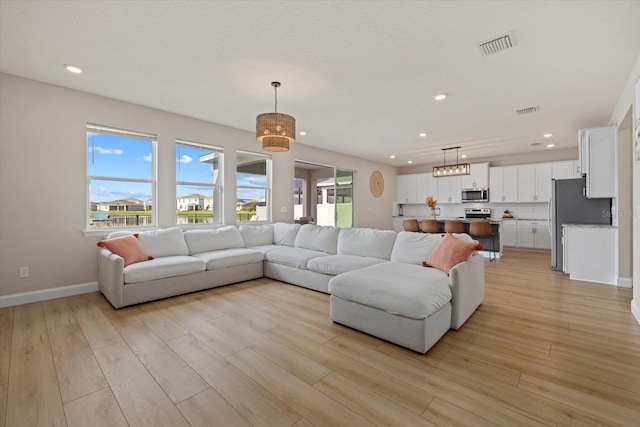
(85, 124), (157, 233)
(236, 150), (272, 223)
(175, 139), (224, 226)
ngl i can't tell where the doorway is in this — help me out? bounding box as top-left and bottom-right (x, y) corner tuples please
(294, 161), (355, 227)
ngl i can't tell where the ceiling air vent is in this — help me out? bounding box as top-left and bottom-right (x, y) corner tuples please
(516, 106), (538, 115)
(477, 33), (515, 57)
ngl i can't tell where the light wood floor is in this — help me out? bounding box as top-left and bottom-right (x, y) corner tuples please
(1, 250), (639, 427)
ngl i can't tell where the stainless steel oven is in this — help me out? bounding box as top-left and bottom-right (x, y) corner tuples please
(461, 188), (489, 203)
(464, 208), (491, 219)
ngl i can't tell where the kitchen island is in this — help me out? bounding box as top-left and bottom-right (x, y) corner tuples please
(563, 224), (618, 285)
(392, 217), (503, 258)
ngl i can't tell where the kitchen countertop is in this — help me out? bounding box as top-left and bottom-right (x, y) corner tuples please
(394, 216), (502, 224)
(562, 223), (617, 229)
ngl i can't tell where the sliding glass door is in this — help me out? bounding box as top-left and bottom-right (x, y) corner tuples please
(294, 162), (355, 228)
(335, 169), (354, 228)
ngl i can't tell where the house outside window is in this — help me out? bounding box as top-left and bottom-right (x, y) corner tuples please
(86, 124), (156, 229)
(236, 150), (271, 222)
(176, 140), (223, 224)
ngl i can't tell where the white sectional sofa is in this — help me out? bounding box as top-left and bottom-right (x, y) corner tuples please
(97, 223), (484, 353)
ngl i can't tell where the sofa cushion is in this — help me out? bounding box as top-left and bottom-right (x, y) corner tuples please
(390, 232), (474, 265)
(265, 247), (327, 270)
(239, 224), (274, 247)
(97, 234), (151, 267)
(328, 261), (452, 319)
(193, 248), (264, 270)
(137, 227), (190, 258)
(248, 244), (281, 254)
(184, 226), (244, 255)
(337, 228), (396, 259)
(273, 223), (301, 247)
(425, 233), (481, 274)
(307, 255), (386, 276)
(123, 255), (206, 284)
(295, 224), (340, 254)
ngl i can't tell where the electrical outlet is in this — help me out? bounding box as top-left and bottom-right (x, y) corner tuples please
(19, 267), (29, 278)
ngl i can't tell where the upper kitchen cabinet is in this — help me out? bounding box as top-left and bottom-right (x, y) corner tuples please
(437, 175), (462, 203)
(460, 162), (489, 189)
(489, 166), (518, 202)
(579, 126), (617, 198)
(396, 174), (415, 203)
(416, 173), (437, 204)
(552, 160), (581, 180)
(397, 173), (435, 204)
(518, 163), (552, 202)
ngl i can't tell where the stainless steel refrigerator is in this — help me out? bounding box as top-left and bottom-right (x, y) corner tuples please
(549, 178), (612, 271)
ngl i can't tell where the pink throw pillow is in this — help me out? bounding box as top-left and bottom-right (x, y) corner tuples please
(423, 233), (480, 274)
(97, 234), (152, 267)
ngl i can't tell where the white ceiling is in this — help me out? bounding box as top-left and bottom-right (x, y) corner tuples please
(1, 1), (639, 166)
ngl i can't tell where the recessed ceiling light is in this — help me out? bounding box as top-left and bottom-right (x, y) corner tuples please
(434, 94), (447, 101)
(547, 143), (555, 148)
(390, 155), (396, 159)
(64, 64), (82, 74)
(299, 131), (307, 136)
(461, 154), (468, 158)
(419, 132), (428, 137)
(407, 160), (413, 164)
(543, 133), (553, 138)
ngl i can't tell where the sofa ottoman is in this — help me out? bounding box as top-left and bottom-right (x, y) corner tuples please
(328, 261), (453, 353)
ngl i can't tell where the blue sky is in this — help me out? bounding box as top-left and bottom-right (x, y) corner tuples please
(88, 132), (267, 203)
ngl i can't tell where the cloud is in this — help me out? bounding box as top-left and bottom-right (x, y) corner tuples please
(94, 187), (151, 200)
(243, 176), (266, 184)
(89, 146), (123, 155)
(142, 153), (152, 162)
(178, 154), (193, 164)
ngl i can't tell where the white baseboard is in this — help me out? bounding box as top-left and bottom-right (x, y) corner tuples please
(617, 276), (633, 288)
(0, 282), (98, 308)
(632, 299), (640, 327)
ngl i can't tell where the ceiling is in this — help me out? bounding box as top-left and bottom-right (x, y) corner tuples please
(2, 1), (639, 167)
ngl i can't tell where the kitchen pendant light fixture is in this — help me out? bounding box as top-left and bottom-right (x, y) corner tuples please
(433, 146), (471, 177)
(256, 81), (296, 152)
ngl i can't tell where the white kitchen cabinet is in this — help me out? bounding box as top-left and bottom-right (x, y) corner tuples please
(416, 173), (437, 204)
(461, 162), (489, 189)
(489, 166), (518, 202)
(437, 175), (461, 203)
(516, 220), (551, 250)
(397, 173), (433, 204)
(397, 175), (408, 203)
(392, 217), (405, 232)
(579, 126), (617, 198)
(552, 160), (581, 180)
(518, 163), (552, 202)
(563, 225), (616, 284)
(501, 221), (518, 247)
(396, 174), (419, 203)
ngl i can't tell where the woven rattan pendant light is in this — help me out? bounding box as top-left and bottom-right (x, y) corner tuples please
(256, 82), (296, 152)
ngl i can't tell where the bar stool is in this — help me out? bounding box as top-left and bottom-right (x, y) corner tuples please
(469, 220), (496, 261)
(420, 219), (439, 233)
(444, 220), (464, 234)
(403, 219), (420, 232)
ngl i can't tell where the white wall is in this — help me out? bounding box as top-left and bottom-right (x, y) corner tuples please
(608, 51), (640, 324)
(0, 73), (398, 298)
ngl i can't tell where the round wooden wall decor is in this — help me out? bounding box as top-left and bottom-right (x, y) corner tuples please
(369, 170), (384, 197)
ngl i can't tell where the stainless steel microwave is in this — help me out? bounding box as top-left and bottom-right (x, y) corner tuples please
(461, 188), (489, 203)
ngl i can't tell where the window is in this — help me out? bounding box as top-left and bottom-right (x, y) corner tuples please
(236, 150), (271, 222)
(176, 140), (223, 225)
(86, 124), (155, 229)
